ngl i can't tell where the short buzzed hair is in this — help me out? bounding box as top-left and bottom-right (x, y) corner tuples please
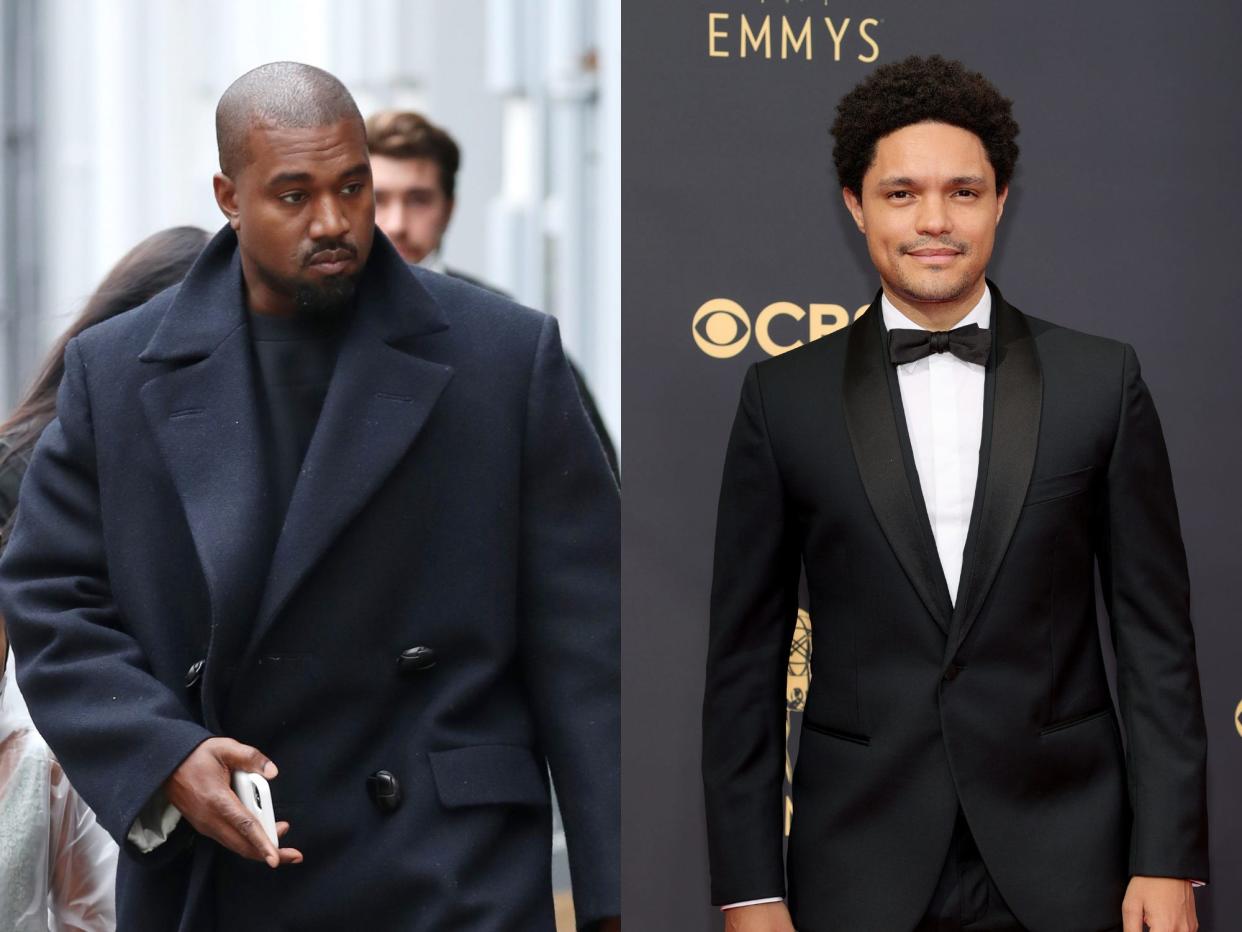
(216, 61), (364, 177)
(365, 110), (461, 200)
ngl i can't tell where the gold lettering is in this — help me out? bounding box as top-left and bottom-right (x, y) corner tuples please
(781, 16), (812, 60)
(823, 17), (851, 62)
(740, 14), (771, 59)
(809, 304), (850, 341)
(708, 12), (730, 58)
(854, 303), (871, 320)
(756, 302), (806, 355)
(858, 17), (880, 63)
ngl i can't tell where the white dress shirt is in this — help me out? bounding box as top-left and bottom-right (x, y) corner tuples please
(881, 289), (990, 606)
(721, 290), (991, 912)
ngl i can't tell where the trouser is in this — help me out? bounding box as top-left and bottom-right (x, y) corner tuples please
(915, 809), (1025, 931)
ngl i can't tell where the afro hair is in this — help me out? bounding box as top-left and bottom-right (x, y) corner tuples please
(830, 55), (1020, 195)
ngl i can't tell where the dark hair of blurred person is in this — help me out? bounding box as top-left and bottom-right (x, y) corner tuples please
(0, 225), (211, 534)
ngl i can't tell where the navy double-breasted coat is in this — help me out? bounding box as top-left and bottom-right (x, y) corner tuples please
(0, 227), (619, 931)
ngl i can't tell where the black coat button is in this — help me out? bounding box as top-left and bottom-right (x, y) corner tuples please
(185, 659), (205, 689)
(367, 770), (402, 813)
(943, 663), (964, 682)
(397, 646), (437, 674)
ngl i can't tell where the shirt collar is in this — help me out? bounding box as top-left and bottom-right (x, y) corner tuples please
(418, 248), (447, 275)
(880, 285), (992, 333)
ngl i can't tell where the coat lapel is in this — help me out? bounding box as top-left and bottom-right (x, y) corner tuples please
(944, 284), (1042, 661)
(843, 292), (954, 633)
(139, 229), (272, 722)
(242, 234), (454, 662)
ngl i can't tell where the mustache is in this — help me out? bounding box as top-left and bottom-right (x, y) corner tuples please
(301, 240), (358, 266)
(898, 237), (971, 255)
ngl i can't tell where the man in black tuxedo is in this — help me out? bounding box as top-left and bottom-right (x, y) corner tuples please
(0, 62), (618, 931)
(703, 56), (1207, 932)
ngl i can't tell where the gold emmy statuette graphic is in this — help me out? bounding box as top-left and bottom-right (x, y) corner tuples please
(1235, 698), (1242, 738)
(785, 608), (812, 835)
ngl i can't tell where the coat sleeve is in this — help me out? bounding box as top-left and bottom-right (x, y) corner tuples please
(1094, 342), (1209, 882)
(517, 314), (619, 929)
(0, 337), (213, 859)
(702, 363), (801, 906)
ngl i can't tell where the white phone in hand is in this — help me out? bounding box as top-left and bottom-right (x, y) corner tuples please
(231, 770), (279, 849)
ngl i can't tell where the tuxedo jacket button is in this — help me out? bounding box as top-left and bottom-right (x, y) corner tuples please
(397, 646), (438, 674)
(185, 659), (205, 689)
(943, 663), (964, 682)
(367, 770), (402, 813)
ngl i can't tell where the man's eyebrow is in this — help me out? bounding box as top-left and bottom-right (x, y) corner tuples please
(267, 170), (313, 188)
(266, 163), (370, 188)
(874, 175), (987, 188)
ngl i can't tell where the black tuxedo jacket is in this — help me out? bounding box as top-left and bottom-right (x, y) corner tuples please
(0, 227), (619, 931)
(703, 283), (1208, 932)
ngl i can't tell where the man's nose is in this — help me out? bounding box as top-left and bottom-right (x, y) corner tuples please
(915, 197), (951, 237)
(309, 195), (351, 239)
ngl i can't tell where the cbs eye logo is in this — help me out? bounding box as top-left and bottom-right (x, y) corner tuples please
(693, 298), (871, 358)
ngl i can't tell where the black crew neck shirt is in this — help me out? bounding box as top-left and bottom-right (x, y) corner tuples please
(247, 310), (348, 527)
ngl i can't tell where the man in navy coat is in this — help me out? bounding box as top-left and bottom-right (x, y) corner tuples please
(0, 62), (619, 931)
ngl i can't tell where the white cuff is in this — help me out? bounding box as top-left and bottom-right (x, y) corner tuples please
(721, 897), (783, 910)
(126, 789), (183, 853)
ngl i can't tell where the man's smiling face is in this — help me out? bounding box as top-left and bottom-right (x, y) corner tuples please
(843, 120), (1007, 312)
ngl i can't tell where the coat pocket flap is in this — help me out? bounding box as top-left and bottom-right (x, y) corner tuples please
(428, 744), (548, 808)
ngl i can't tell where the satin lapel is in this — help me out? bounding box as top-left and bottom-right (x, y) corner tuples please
(244, 241), (454, 662)
(843, 295), (954, 633)
(944, 285), (1042, 662)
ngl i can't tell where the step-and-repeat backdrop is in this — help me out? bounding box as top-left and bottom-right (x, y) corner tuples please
(622, 2), (1241, 928)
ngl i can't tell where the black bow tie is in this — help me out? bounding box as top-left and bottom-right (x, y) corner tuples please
(888, 323), (992, 367)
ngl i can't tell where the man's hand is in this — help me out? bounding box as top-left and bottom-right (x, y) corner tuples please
(723, 902), (795, 932)
(164, 736), (303, 868)
(1122, 876), (1198, 932)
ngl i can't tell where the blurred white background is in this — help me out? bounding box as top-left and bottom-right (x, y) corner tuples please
(0, 0), (620, 452)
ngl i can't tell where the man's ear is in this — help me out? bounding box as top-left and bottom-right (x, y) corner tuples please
(442, 196), (456, 232)
(213, 173), (241, 230)
(842, 186), (866, 234)
(995, 184), (1008, 225)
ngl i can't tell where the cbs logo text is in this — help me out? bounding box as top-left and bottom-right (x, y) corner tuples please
(692, 299), (870, 358)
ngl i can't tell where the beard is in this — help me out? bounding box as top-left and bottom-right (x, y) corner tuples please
(291, 272), (359, 320)
(254, 241), (362, 321)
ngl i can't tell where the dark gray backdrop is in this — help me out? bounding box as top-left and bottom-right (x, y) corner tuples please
(622, 2), (1242, 929)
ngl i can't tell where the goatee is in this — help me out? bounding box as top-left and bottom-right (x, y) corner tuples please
(293, 274), (358, 321)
